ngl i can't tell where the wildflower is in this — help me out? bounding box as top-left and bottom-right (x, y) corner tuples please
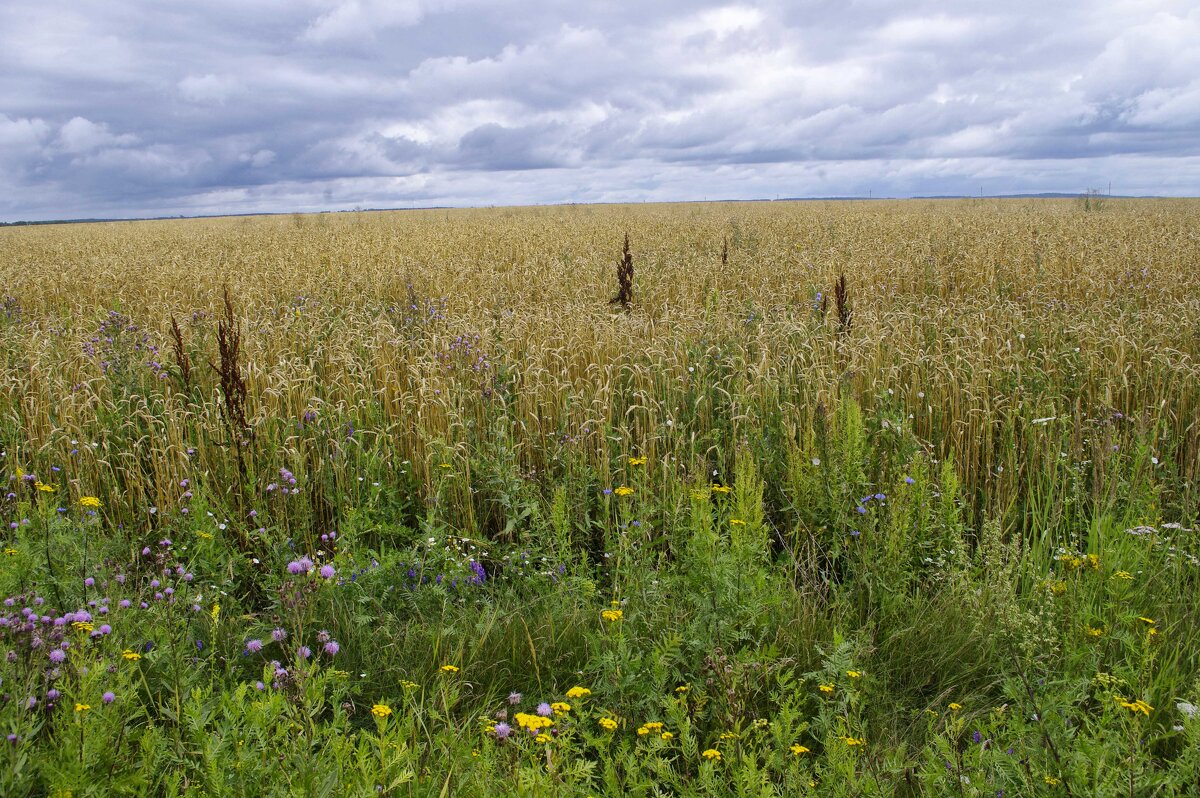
(949, 703), (963, 712)
(1044, 776), (1061, 786)
(35, 481), (56, 493)
(536, 702), (553, 717)
(1086, 627), (1104, 637)
(102, 691), (115, 704)
(613, 486), (634, 497)
(297, 646), (311, 659)
(122, 649), (141, 661)
(400, 680), (418, 690)
(1049, 581), (1067, 596)
(1115, 571), (1133, 580)
(818, 684), (834, 694)
(566, 686), (591, 699)
(702, 748), (722, 761)
(508, 691), (522, 705)
(601, 609), (623, 622)
(371, 703), (393, 718)
(551, 702), (571, 715)
(1115, 697), (1153, 716)
(514, 712), (553, 731)
(319, 564), (335, 579)
(535, 733), (552, 743)
(1138, 617), (1156, 626)
(3, 548), (15, 556)
(323, 640), (340, 656)
(729, 518), (746, 526)
(838, 735), (866, 746)
(245, 639), (263, 654)
(628, 456), (647, 466)
(75, 703), (90, 712)
(675, 684), (689, 694)
(598, 717), (618, 731)
(847, 670), (862, 679)
(211, 603), (220, 624)
(271, 628), (287, 642)
(79, 496), (102, 509)
(661, 732), (674, 740)
(493, 722), (512, 739)
(49, 649), (66, 664)
(711, 484), (731, 494)
(73, 621), (94, 633)
(791, 743), (810, 755)
(440, 664), (460, 674)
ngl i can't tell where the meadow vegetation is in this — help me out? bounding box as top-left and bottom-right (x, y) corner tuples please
(0, 199), (1198, 796)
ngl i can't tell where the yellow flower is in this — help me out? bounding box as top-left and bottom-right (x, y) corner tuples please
(566, 686), (591, 699)
(613, 486), (634, 497)
(197, 531), (214, 540)
(711, 484), (731, 494)
(601, 609), (623, 622)
(1044, 776), (1061, 786)
(211, 602), (220, 624)
(660, 732), (674, 741)
(1138, 617), (1156, 626)
(702, 748), (722, 761)
(79, 496), (102, 509)
(838, 735), (866, 746)
(598, 717), (618, 731)
(628, 456), (647, 466)
(72, 621), (93, 633)
(328, 669), (350, 679)
(791, 744), (810, 755)
(439, 664), (460, 674)
(1049, 581), (1067, 596)
(371, 703), (393, 718)
(847, 670), (862, 679)
(400, 679), (419, 690)
(535, 733), (552, 744)
(729, 518), (746, 526)
(122, 649), (141, 661)
(1115, 697), (1153, 716)
(1115, 571), (1133, 580)
(74, 703), (90, 712)
(438, 463), (452, 469)
(551, 701), (571, 715)
(1086, 554), (1100, 570)
(948, 702), (963, 712)
(1086, 626), (1104, 637)
(719, 731), (738, 741)
(675, 684), (689, 694)
(818, 684), (834, 694)
(514, 713), (554, 731)
(35, 481), (56, 493)
(3, 548), (15, 556)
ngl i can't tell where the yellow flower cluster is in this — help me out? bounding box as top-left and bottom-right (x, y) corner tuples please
(598, 717), (618, 731)
(1114, 696), (1153, 716)
(702, 748), (722, 760)
(35, 481), (56, 493)
(637, 721), (664, 736)
(551, 702), (571, 715)
(79, 496), (102, 509)
(719, 731), (738, 741)
(565, 686), (591, 699)
(400, 680), (419, 690)
(440, 664), (460, 673)
(818, 684), (834, 694)
(710, 484), (731, 494)
(1114, 571), (1134, 580)
(838, 735), (866, 747)
(846, 670), (862, 679)
(791, 743), (810, 755)
(122, 649), (141, 661)
(371, 703), (392, 718)
(729, 518), (746, 526)
(628, 456), (647, 466)
(514, 713), (554, 732)
(948, 702), (963, 712)
(660, 732), (674, 741)
(535, 733), (552, 743)
(675, 684), (689, 694)
(613, 486), (634, 497)
(74, 703), (90, 712)
(1057, 553), (1099, 571)
(601, 609), (623, 622)
(72, 621), (94, 633)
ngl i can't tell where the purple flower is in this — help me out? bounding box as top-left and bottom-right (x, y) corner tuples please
(102, 691), (115, 704)
(49, 649), (66, 663)
(319, 565), (335, 579)
(255, 681), (265, 691)
(245, 639), (263, 654)
(904, 476), (915, 485)
(47, 689), (60, 701)
(536, 702), (552, 717)
(286, 560), (304, 575)
(297, 646), (311, 659)
(973, 730), (983, 744)
(493, 722), (512, 739)
(272, 628), (287, 642)
(84, 577), (95, 588)
(297, 556), (314, 573)
(323, 641), (339, 656)
(98, 624), (111, 635)
(508, 692), (522, 705)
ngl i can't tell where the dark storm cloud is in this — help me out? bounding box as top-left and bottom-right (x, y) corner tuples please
(1, 0), (1197, 220)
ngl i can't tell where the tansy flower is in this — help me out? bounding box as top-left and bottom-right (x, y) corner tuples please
(613, 486), (634, 497)
(847, 670), (862, 679)
(1138, 617), (1156, 626)
(948, 703), (963, 712)
(819, 684), (834, 694)
(551, 702), (571, 715)
(719, 731), (738, 741)
(1044, 776), (1061, 786)
(838, 736), (865, 746)
(661, 732), (674, 740)
(791, 744), (810, 755)
(79, 496), (102, 509)
(122, 649), (141, 661)
(711, 484), (731, 494)
(565, 686), (591, 699)
(675, 685), (689, 693)
(74, 703), (90, 712)
(1115, 571), (1133, 580)
(371, 704), (393, 718)
(535, 733), (551, 744)
(601, 609), (623, 622)
(1086, 627), (1104, 637)
(702, 749), (722, 761)
(400, 680), (419, 690)
(628, 456), (647, 466)
(729, 518), (746, 526)
(598, 717), (618, 731)
(440, 664), (460, 673)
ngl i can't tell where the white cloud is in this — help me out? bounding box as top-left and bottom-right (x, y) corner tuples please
(56, 117), (139, 154)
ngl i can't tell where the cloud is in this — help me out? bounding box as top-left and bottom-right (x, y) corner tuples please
(0, 0), (1197, 221)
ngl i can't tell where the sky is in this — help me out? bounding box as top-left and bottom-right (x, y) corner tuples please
(1, 0), (1198, 221)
